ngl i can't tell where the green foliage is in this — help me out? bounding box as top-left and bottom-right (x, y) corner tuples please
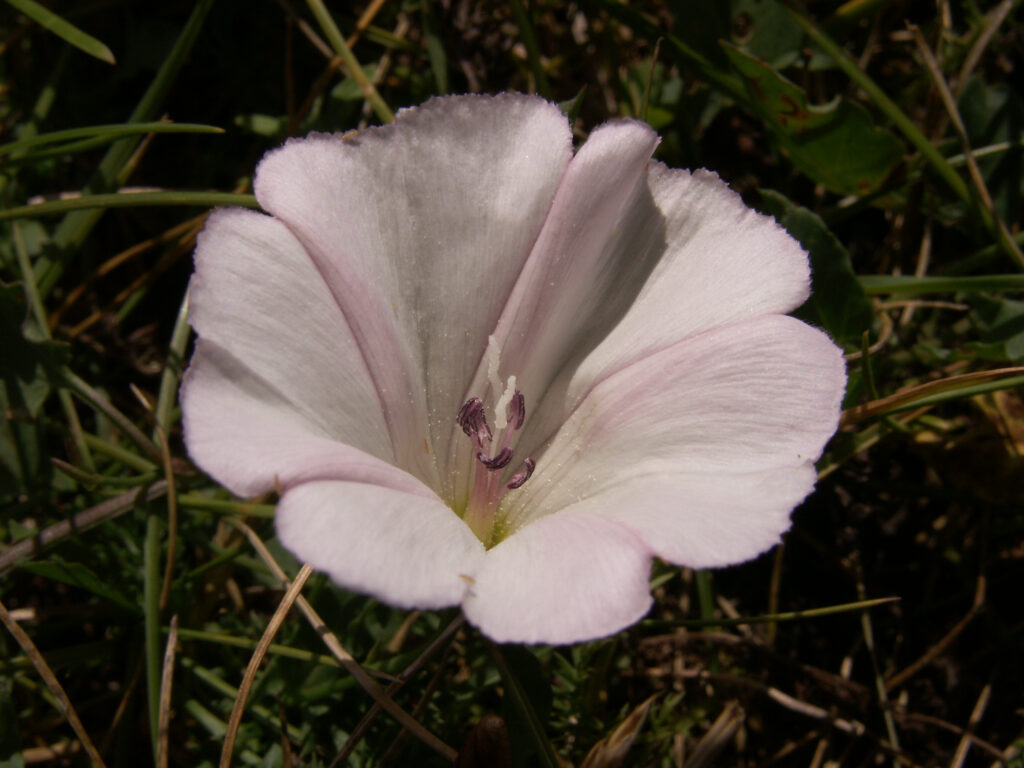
(2, 1), (1023, 766)
(758, 190), (875, 348)
(723, 43), (904, 196)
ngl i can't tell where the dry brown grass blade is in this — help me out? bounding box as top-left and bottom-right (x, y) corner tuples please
(229, 519), (460, 762)
(580, 693), (658, 768)
(682, 700), (744, 768)
(886, 575), (986, 692)
(49, 215), (204, 329)
(950, 684), (992, 768)
(841, 367), (1024, 426)
(0, 596), (108, 768)
(0, 481), (168, 575)
(910, 23), (1024, 270)
(157, 615), (179, 768)
(220, 564), (313, 768)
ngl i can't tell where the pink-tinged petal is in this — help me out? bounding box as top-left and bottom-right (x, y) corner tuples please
(504, 315), (844, 529)
(462, 512), (652, 644)
(581, 466), (818, 570)
(254, 94), (572, 487)
(276, 480), (485, 609)
(188, 207), (393, 468)
(562, 166), (814, 403)
(482, 119), (659, 393)
(181, 340), (433, 500)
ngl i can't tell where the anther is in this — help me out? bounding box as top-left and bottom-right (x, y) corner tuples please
(506, 457), (536, 489)
(477, 447), (513, 471)
(457, 397), (492, 443)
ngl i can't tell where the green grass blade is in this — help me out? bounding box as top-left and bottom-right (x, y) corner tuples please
(144, 515), (164, 762)
(510, 0), (552, 98)
(859, 274), (1024, 295)
(305, 0), (394, 123)
(40, 0), (216, 297)
(6, 0), (115, 64)
(0, 191), (259, 223)
(642, 596), (900, 629)
(0, 122), (224, 157)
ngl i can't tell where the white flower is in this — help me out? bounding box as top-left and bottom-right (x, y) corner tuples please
(181, 93), (845, 644)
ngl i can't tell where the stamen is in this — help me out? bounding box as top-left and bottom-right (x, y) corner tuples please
(506, 391), (526, 431)
(457, 397), (483, 436)
(478, 447), (513, 471)
(506, 457), (536, 489)
(457, 396), (491, 445)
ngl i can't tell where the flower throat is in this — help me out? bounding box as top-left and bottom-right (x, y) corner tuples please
(456, 337), (535, 546)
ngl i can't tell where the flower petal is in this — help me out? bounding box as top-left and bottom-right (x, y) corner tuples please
(504, 315), (844, 529)
(187, 208), (392, 462)
(462, 512), (652, 644)
(254, 94), (572, 487)
(517, 165), (816, 455)
(578, 466), (818, 569)
(181, 340), (431, 499)
(276, 480), (485, 610)
(482, 119), (660, 398)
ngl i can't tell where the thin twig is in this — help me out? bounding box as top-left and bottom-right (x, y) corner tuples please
(220, 564), (313, 768)
(886, 576), (986, 692)
(0, 597), (109, 768)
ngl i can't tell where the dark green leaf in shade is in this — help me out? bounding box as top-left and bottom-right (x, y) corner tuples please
(668, 0), (731, 67)
(758, 190), (875, 348)
(0, 283), (67, 418)
(721, 43), (904, 196)
(495, 645), (556, 768)
(731, 0), (804, 69)
(0, 284), (66, 500)
(5, 0), (115, 64)
(456, 714), (512, 768)
(16, 561), (140, 614)
(966, 294), (1024, 361)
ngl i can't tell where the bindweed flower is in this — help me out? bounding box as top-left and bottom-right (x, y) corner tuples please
(181, 93), (845, 644)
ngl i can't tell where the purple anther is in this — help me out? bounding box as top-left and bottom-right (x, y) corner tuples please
(506, 457), (536, 489)
(477, 447), (514, 471)
(506, 390), (526, 431)
(457, 397), (492, 443)
(457, 397), (483, 436)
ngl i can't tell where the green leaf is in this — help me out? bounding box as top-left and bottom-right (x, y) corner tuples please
(5, 0), (115, 64)
(758, 190), (874, 347)
(966, 295), (1024, 362)
(16, 560), (140, 614)
(493, 645), (558, 768)
(0, 282), (67, 419)
(722, 42), (903, 196)
(731, 0), (804, 69)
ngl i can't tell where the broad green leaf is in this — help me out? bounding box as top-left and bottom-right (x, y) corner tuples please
(5, 0), (115, 64)
(16, 560), (140, 614)
(732, 0), (804, 69)
(758, 190), (874, 348)
(0, 282), (67, 417)
(722, 42), (904, 196)
(966, 295), (1024, 362)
